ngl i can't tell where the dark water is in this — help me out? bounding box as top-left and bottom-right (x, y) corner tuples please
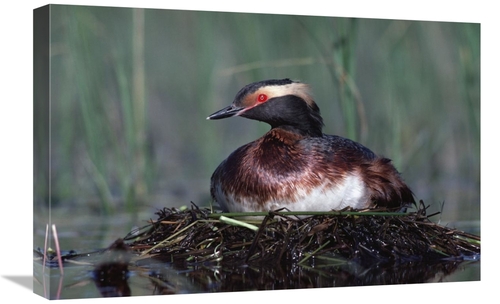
(33, 210), (480, 300)
(34, 256), (480, 299)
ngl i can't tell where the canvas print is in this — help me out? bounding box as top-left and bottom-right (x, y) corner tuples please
(33, 4), (480, 300)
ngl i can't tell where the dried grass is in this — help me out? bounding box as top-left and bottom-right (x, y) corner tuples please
(125, 202), (480, 268)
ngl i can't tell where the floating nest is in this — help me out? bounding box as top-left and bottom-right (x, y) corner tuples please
(34, 201), (480, 296)
(124, 202), (480, 269)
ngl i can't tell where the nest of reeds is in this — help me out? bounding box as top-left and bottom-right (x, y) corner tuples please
(34, 201), (480, 295)
(125, 201), (480, 268)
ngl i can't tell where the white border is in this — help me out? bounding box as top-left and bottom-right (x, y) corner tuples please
(1, 1), (497, 303)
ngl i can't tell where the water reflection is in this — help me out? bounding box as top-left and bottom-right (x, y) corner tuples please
(34, 243), (479, 299)
(33, 208), (480, 299)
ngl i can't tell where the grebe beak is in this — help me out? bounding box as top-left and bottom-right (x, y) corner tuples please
(207, 104), (245, 120)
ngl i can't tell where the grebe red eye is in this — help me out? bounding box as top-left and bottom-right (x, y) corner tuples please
(257, 94), (268, 103)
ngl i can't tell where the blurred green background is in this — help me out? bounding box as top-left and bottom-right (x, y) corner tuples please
(34, 5), (480, 226)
